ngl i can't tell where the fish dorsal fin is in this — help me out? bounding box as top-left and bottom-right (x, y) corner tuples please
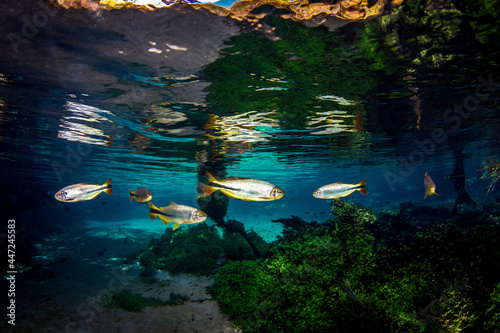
(76, 182), (89, 185)
(227, 176), (251, 181)
(169, 201), (178, 206)
(332, 181), (343, 184)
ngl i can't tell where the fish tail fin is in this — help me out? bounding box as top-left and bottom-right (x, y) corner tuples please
(103, 178), (113, 195)
(129, 190), (134, 202)
(357, 178), (367, 195)
(149, 202), (158, 220)
(196, 182), (216, 198)
(205, 171), (218, 183)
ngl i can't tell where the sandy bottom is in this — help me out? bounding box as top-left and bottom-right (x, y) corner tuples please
(3, 216), (285, 332)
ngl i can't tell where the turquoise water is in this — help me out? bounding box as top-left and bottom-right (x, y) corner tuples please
(1, 1), (500, 332)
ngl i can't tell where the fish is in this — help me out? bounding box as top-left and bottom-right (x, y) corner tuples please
(312, 179), (367, 201)
(424, 171), (438, 199)
(54, 178), (113, 202)
(148, 201), (207, 230)
(197, 171), (284, 201)
(129, 187), (153, 203)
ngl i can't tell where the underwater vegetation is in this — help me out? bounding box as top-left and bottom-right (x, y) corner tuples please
(138, 221), (269, 275)
(358, 0), (500, 73)
(105, 290), (189, 313)
(209, 201), (500, 332)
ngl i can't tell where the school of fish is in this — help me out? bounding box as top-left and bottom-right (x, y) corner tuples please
(53, 171), (440, 231)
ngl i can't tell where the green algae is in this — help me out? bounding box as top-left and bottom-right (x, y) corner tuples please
(210, 201), (500, 332)
(138, 221), (269, 275)
(105, 290), (188, 313)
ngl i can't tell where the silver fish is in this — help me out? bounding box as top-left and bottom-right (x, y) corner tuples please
(313, 179), (367, 201)
(197, 171), (284, 201)
(149, 201), (207, 230)
(55, 178), (113, 202)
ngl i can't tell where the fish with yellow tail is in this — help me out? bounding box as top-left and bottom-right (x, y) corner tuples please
(148, 201), (207, 230)
(424, 171), (438, 199)
(197, 171), (285, 201)
(312, 179), (367, 201)
(55, 178), (113, 202)
(129, 187), (153, 203)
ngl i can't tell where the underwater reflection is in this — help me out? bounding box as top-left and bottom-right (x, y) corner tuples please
(57, 102), (116, 146)
(204, 111), (279, 143)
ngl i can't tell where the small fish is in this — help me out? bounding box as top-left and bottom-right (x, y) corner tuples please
(424, 171), (438, 199)
(148, 201), (207, 230)
(197, 171), (284, 201)
(129, 187), (153, 203)
(55, 178), (113, 202)
(312, 179), (367, 201)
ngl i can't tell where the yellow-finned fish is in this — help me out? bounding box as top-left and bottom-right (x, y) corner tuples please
(197, 171), (284, 201)
(149, 201), (207, 230)
(424, 171), (438, 199)
(129, 187), (153, 203)
(55, 178), (113, 202)
(312, 179), (367, 201)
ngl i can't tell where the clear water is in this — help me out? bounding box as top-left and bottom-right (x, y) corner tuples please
(1, 1), (500, 332)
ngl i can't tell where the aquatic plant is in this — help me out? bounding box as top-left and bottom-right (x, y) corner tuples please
(358, 0), (500, 73)
(211, 201), (500, 332)
(138, 221), (268, 275)
(484, 283), (500, 330)
(138, 223), (223, 275)
(105, 290), (188, 313)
